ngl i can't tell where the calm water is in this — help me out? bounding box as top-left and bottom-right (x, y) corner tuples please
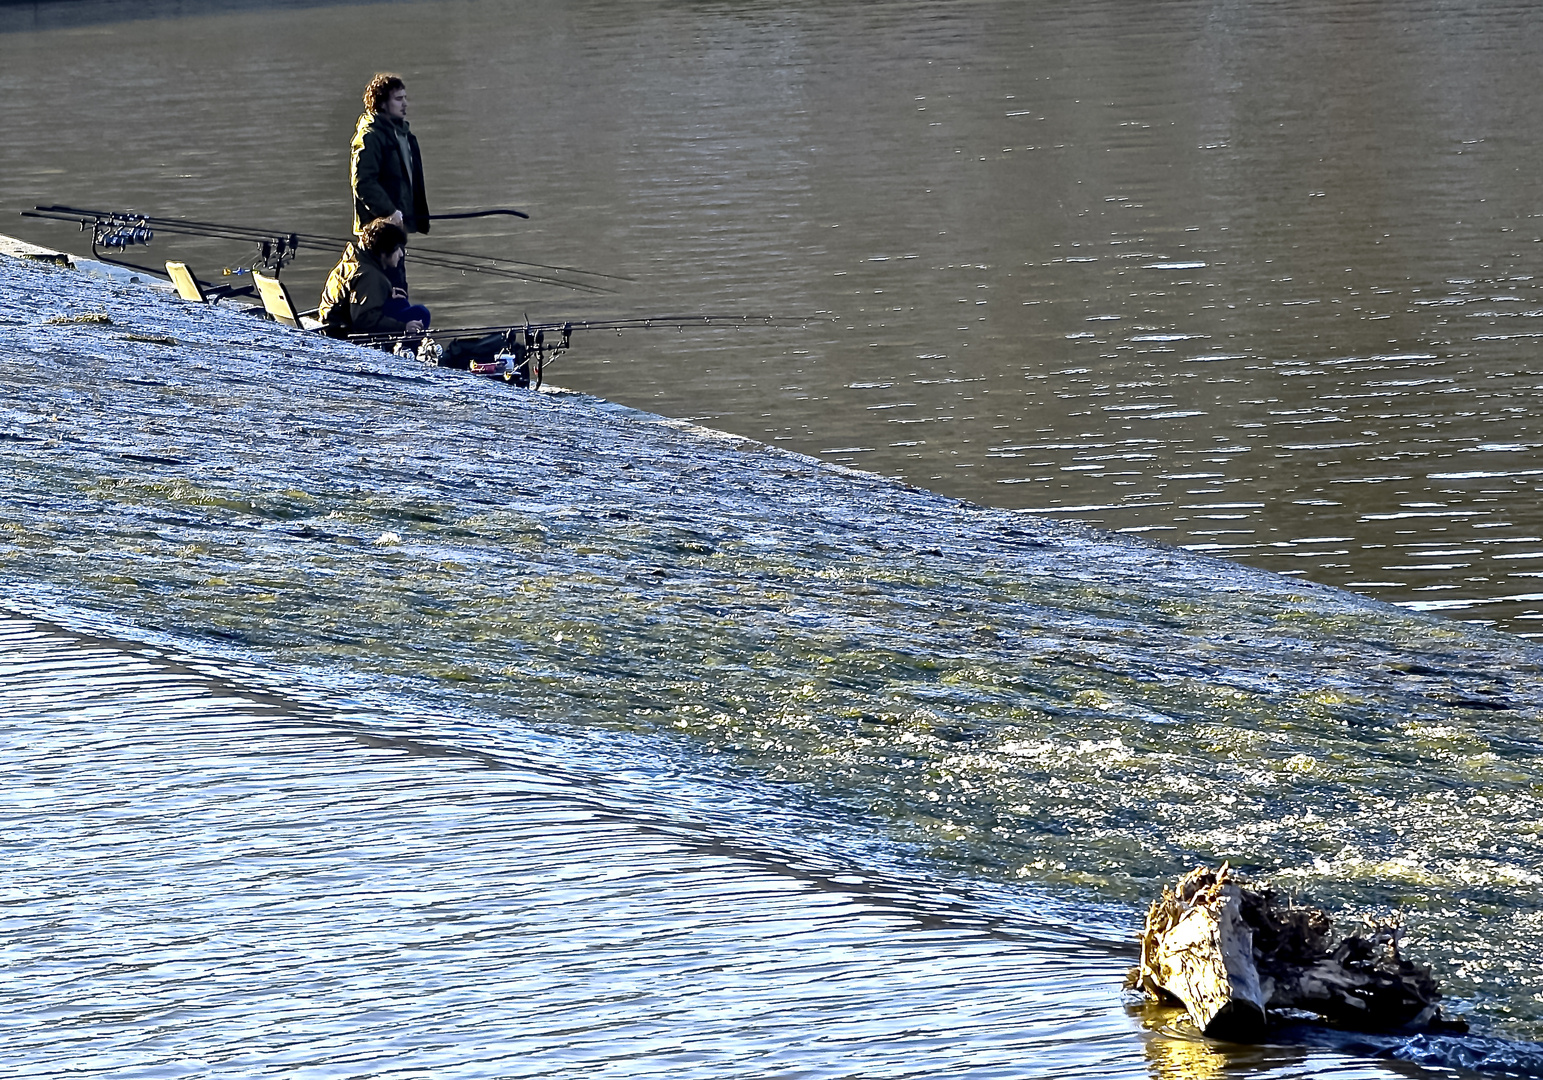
(3, 0), (1543, 634)
(4, 254), (1543, 1076)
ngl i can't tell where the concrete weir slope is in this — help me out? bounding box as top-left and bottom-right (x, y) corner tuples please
(4, 249), (1543, 1047)
(0, 231), (178, 289)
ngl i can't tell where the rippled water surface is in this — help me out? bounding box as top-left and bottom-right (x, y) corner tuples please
(3, 256), (1543, 1077)
(6, 2), (1543, 1075)
(3, 0), (1543, 631)
(0, 614), (1143, 1078)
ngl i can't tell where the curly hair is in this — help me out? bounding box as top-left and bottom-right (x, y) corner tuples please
(363, 73), (406, 113)
(359, 218), (408, 257)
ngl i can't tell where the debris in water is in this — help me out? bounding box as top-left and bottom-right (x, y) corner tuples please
(1126, 864), (1467, 1041)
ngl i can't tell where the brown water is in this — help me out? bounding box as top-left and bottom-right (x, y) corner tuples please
(4, 0), (1543, 634)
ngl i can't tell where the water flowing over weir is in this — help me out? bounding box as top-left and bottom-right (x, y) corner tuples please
(4, 256), (1543, 1078)
(0, 613), (1140, 1077)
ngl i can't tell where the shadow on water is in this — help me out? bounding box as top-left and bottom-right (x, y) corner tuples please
(1, 605), (1152, 1078)
(14, 612), (1140, 950)
(1130, 1002), (1543, 1080)
(0, 606), (1118, 951)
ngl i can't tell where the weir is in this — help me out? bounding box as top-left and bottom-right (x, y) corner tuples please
(4, 247), (1543, 1077)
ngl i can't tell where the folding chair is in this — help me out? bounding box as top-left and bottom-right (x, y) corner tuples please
(252, 271), (323, 331)
(164, 261), (259, 305)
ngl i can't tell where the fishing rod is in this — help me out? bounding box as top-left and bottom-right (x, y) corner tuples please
(344, 321), (574, 390)
(17, 204), (798, 391)
(429, 208), (529, 220)
(346, 312), (781, 349)
(24, 205), (615, 292)
(375, 313), (779, 338)
(22, 205), (628, 292)
(28, 204), (594, 275)
(349, 313), (789, 391)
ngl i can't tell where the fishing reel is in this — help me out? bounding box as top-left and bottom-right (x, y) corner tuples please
(253, 234), (300, 274)
(87, 214), (153, 250)
(410, 336), (442, 364)
(500, 322), (572, 390)
(219, 233), (301, 279)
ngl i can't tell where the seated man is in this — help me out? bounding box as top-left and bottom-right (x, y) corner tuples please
(317, 218), (431, 343)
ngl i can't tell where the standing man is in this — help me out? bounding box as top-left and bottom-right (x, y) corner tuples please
(351, 73), (430, 239)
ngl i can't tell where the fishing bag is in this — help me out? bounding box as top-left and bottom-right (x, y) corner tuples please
(440, 332), (506, 371)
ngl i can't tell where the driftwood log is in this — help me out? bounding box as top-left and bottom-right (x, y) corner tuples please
(1126, 864), (1467, 1041)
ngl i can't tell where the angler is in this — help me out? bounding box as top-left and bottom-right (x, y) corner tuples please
(318, 219), (430, 341)
(352, 72), (429, 239)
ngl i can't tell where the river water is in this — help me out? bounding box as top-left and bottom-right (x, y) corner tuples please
(0, 611), (1145, 1078)
(4, 1), (1543, 1076)
(4, 252), (1543, 1077)
(3, 0), (1543, 634)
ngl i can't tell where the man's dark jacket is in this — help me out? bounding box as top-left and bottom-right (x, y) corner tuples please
(317, 243), (408, 338)
(351, 111), (430, 235)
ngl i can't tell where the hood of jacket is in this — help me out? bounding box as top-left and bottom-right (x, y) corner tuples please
(339, 241), (386, 272)
(356, 110), (410, 140)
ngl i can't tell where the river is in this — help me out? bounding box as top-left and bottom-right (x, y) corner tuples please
(3, 0), (1543, 634)
(3, 1), (1543, 1077)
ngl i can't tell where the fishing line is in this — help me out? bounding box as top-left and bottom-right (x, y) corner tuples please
(343, 313), (785, 349)
(23, 205), (630, 291)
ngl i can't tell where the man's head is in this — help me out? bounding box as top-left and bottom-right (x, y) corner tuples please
(360, 218), (408, 263)
(363, 73), (408, 120)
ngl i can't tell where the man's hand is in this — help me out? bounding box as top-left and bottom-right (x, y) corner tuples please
(405, 320), (425, 334)
(391, 287), (408, 300)
(388, 210), (404, 226)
